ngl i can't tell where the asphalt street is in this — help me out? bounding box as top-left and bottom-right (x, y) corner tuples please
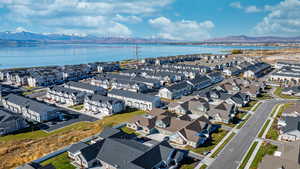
(208, 100), (284, 169)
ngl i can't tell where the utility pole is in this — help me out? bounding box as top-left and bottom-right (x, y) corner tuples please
(135, 44), (141, 68)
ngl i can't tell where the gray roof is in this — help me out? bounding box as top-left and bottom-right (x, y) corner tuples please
(68, 142), (89, 154)
(0, 109), (24, 124)
(98, 127), (123, 139)
(166, 81), (192, 91)
(86, 94), (123, 105)
(50, 85), (83, 96)
(65, 81), (104, 92)
(4, 94), (59, 114)
(282, 116), (300, 133)
(109, 89), (160, 102)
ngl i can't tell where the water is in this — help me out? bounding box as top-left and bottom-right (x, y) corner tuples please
(0, 44), (279, 69)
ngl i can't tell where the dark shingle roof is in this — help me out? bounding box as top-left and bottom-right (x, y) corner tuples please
(109, 89), (160, 102)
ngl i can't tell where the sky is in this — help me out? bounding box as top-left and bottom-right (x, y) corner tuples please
(0, 0), (300, 40)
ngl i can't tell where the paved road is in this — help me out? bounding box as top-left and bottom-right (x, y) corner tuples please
(208, 100), (283, 169)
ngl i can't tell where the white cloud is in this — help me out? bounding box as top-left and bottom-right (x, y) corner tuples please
(245, 6), (261, 13)
(254, 0), (300, 35)
(0, 0), (174, 36)
(114, 14), (142, 23)
(14, 26), (27, 32)
(230, 2), (261, 13)
(149, 17), (214, 40)
(230, 2), (242, 9)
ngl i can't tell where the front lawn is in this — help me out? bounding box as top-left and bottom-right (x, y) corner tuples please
(249, 142), (277, 169)
(68, 104), (84, 111)
(274, 87), (300, 99)
(211, 132), (235, 158)
(186, 129), (229, 155)
(40, 152), (75, 169)
(257, 93), (272, 100)
(239, 100), (258, 112)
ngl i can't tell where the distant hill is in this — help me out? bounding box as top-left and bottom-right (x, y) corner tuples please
(0, 31), (171, 44)
(1, 32), (300, 44)
(203, 35), (300, 43)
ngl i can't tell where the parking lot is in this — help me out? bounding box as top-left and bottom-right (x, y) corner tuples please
(39, 107), (98, 132)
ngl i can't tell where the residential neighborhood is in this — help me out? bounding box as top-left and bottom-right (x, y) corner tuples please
(0, 53), (299, 169)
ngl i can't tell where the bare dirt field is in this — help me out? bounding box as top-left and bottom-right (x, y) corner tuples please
(236, 48), (300, 64)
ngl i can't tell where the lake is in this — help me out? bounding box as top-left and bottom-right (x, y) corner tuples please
(0, 44), (279, 69)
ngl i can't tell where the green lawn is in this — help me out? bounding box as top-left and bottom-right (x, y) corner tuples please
(239, 100), (258, 112)
(211, 132), (236, 158)
(270, 104), (280, 117)
(40, 152), (75, 169)
(249, 143), (277, 169)
(257, 93), (272, 100)
(236, 114), (251, 129)
(258, 119), (271, 138)
(0, 109), (146, 142)
(276, 103), (294, 118)
(274, 87), (300, 99)
(68, 104), (84, 111)
(200, 164), (208, 169)
(238, 141), (258, 169)
(186, 129), (229, 155)
(120, 126), (140, 135)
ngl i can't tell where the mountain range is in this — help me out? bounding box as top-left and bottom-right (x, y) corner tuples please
(0, 31), (300, 44)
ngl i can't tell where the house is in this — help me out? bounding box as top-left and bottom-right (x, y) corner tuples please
(108, 89), (161, 111)
(278, 115), (300, 141)
(2, 94), (60, 122)
(111, 79), (148, 93)
(0, 109), (28, 135)
(223, 67), (241, 76)
(64, 81), (107, 95)
(282, 86), (300, 96)
(187, 75), (212, 91)
(158, 82), (192, 99)
(207, 72), (224, 83)
(269, 66), (300, 84)
(127, 114), (158, 134)
(90, 76), (110, 89)
(47, 86), (86, 106)
(243, 62), (271, 79)
(68, 127), (184, 169)
(226, 92), (250, 107)
(168, 98), (209, 116)
(84, 94), (125, 116)
(199, 89), (232, 104)
(206, 102), (237, 124)
(155, 116), (212, 147)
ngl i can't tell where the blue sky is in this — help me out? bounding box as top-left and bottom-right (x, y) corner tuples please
(0, 0), (299, 40)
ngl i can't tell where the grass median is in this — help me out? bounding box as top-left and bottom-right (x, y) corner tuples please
(238, 141), (258, 169)
(258, 119), (271, 138)
(236, 114), (251, 129)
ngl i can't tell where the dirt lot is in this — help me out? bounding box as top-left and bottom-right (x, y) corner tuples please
(0, 109), (145, 169)
(235, 48), (300, 64)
